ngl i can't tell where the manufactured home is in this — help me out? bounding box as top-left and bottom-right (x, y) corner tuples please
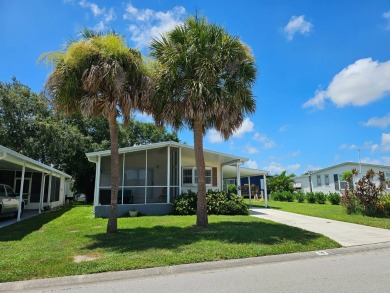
(293, 162), (390, 194)
(86, 141), (268, 217)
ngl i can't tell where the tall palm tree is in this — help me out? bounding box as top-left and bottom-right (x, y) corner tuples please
(150, 16), (257, 228)
(41, 29), (152, 233)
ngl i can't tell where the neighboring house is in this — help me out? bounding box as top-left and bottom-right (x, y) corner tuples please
(293, 162), (390, 194)
(0, 145), (72, 221)
(86, 141), (268, 217)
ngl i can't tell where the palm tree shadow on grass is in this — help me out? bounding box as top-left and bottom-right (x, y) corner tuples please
(0, 205), (73, 241)
(85, 221), (323, 253)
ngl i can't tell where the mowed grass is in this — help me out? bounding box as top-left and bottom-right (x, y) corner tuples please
(248, 199), (390, 229)
(0, 205), (339, 282)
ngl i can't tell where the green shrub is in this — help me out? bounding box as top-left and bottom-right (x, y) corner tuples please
(271, 191), (283, 201)
(379, 193), (390, 217)
(283, 191), (294, 202)
(227, 184), (237, 195)
(328, 192), (341, 205)
(171, 190), (197, 215)
(306, 192), (316, 203)
(172, 189), (248, 215)
(295, 192), (305, 203)
(315, 192), (327, 204)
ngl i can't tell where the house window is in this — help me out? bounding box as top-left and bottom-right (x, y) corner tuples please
(334, 174), (339, 190)
(183, 167), (213, 185)
(317, 175), (321, 186)
(325, 174), (329, 186)
(183, 168), (193, 184)
(333, 174), (348, 191)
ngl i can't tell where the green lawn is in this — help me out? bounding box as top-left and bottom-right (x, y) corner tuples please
(248, 199), (390, 229)
(0, 205), (339, 283)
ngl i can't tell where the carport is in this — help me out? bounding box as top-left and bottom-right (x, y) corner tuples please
(0, 145), (72, 221)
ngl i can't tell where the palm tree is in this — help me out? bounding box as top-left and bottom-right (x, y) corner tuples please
(150, 16), (257, 228)
(41, 29), (152, 233)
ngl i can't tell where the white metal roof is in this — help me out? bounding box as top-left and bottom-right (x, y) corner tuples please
(86, 141), (249, 165)
(301, 161), (390, 175)
(0, 145), (71, 178)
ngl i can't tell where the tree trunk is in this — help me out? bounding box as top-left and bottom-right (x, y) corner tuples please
(107, 114), (119, 233)
(193, 118), (208, 228)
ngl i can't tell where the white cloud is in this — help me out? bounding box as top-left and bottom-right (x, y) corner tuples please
(360, 157), (381, 164)
(340, 141), (378, 152)
(382, 133), (390, 151)
(340, 143), (358, 150)
(382, 156), (390, 165)
(123, 3), (186, 49)
(244, 144), (259, 154)
(207, 129), (224, 144)
(135, 111), (154, 123)
(303, 58), (390, 109)
(77, 0), (116, 31)
(245, 160), (258, 169)
(289, 150), (301, 157)
(79, 0), (104, 16)
(362, 113), (390, 128)
(283, 15), (313, 41)
(305, 164), (321, 172)
(383, 11), (390, 30)
(252, 132), (276, 149)
(279, 125), (290, 132)
(232, 118), (254, 138)
(263, 162), (300, 174)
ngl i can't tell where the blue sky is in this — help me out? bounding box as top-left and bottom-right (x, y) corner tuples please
(2, 0), (390, 175)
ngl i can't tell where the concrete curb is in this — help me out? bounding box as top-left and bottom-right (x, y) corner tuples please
(2, 242), (390, 292)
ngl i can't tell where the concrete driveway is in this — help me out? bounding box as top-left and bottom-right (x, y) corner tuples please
(251, 208), (390, 247)
(0, 210), (39, 229)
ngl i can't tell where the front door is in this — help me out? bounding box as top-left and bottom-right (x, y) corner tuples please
(14, 178), (31, 205)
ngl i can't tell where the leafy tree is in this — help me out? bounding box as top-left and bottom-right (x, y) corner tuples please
(267, 171), (295, 194)
(150, 16), (256, 228)
(1, 78), (178, 203)
(42, 29), (152, 233)
(119, 119), (178, 147)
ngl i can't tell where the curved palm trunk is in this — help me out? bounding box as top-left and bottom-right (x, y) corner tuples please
(194, 118), (208, 228)
(107, 114), (119, 233)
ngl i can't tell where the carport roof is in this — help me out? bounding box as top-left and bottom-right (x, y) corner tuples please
(0, 145), (71, 178)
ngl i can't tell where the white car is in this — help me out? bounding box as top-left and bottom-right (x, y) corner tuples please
(0, 184), (24, 217)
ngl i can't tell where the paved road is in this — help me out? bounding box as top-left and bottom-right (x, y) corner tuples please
(2, 243), (389, 293)
(251, 208), (390, 246)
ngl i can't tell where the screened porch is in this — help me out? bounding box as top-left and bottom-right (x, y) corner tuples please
(95, 146), (180, 206)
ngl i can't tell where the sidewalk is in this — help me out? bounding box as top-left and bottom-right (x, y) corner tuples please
(251, 208), (390, 247)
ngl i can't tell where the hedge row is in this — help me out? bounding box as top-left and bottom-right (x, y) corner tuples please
(272, 191), (341, 205)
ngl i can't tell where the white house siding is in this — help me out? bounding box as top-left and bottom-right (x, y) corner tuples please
(181, 155), (221, 193)
(293, 163), (390, 194)
(292, 176), (311, 193)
